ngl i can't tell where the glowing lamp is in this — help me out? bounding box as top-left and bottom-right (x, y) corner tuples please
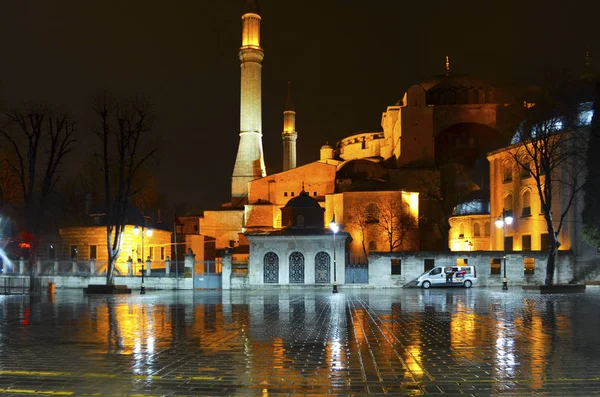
(146, 228), (153, 237)
(495, 217), (504, 229)
(329, 219), (339, 234)
(133, 226), (140, 235)
(504, 216), (513, 225)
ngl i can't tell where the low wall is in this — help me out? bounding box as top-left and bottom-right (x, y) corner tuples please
(38, 276), (193, 290)
(230, 275), (249, 290)
(369, 251), (575, 287)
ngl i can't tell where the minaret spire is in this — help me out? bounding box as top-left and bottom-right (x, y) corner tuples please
(445, 55), (450, 76)
(232, 0), (266, 203)
(243, 0), (260, 14)
(282, 81), (297, 171)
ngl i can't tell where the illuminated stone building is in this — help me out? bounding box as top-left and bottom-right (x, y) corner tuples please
(246, 189), (348, 286)
(200, 1), (520, 262)
(43, 225), (172, 274)
(447, 99), (596, 280)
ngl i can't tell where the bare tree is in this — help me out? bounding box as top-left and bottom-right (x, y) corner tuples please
(415, 165), (476, 249)
(508, 89), (587, 285)
(94, 95), (158, 286)
(347, 198), (370, 262)
(0, 106), (76, 265)
(377, 197), (418, 252)
(0, 150), (22, 208)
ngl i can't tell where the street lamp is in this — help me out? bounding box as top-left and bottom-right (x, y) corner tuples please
(495, 210), (513, 291)
(329, 215), (339, 294)
(133, 225), (153, 294)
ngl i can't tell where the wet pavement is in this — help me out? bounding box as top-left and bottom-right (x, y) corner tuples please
(0, 287), (599, 396)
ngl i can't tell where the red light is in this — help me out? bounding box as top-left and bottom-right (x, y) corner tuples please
(19, 243), (30, 248)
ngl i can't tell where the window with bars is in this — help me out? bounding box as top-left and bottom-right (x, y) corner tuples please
(524, 257), (535, 274)
(391, 259), (401, 275)
(490, 258), (501, 274)
(365, 203), (379, 223)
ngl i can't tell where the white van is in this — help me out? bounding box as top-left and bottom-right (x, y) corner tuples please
(416, 265), (477, 289)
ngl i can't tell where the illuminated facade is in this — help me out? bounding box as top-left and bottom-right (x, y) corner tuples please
(44, 225), (172, 274)
(325, 190), (420, 262)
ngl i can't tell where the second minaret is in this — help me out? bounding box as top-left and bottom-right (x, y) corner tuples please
(282, 82), (297, 171)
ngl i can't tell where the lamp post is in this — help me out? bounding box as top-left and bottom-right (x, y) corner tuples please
(495, 210), (513, 291)
(133, 224), (153, 295)
(329, 215), (339, 294)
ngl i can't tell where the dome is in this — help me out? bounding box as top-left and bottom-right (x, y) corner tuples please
(418, 74), (493, 93)
(320, 143), (333, 150)
(284, 190), (321, 208)
(412, 74), (499, 106)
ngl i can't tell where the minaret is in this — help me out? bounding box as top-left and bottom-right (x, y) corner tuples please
(232, 0), (266, 203)
(282, 82), (297, 171)
(445, 55), (451, 76)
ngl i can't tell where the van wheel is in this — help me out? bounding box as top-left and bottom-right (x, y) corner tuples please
(464, 280), (472, 288)
(422, 281), (431, 289)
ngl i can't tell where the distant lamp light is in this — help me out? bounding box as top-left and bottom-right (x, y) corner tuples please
(146, 228), (153, 237)
(464, 240), (473, 251)
(504, 216), (513, 225)
(495, 217), (504, 229)
(329, 215), (339, 294)
(133, 226), (140, 235)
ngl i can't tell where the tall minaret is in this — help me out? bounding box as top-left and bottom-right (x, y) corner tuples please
(282, 82), (297, 171)
(231, 0), (266, 202)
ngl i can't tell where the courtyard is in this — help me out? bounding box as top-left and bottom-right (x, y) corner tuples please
(0, 287), (598, 396)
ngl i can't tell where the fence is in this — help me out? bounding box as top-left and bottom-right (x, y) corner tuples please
(0, 276), (29, 295)
(1, 255), (198, 279)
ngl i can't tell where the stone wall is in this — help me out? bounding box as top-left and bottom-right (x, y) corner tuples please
(247, 162), (336, 206)
(245, 234), (347, 287)
(325, 191), (420, 261)
(368, 251), (575, 288)
(200, 209), (244, 250)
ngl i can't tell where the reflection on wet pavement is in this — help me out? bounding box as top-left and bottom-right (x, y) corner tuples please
(0, 288), (599, 395)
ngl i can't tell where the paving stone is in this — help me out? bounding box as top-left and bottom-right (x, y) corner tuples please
(0, 288), (599, 395)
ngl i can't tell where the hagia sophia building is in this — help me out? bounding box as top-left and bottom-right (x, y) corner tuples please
(179, 0), (594, 271)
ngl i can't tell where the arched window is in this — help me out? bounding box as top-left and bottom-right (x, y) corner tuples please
(314, 252), (330, 284)
(484, 222), (491, 237)
(459, 223), (465, 238)
(289, 252), (305, 284)
(296, 215), (305, 227)
(263, 252), (279, 284)
(365, 203), (379, 223)
(503, 161), (513, 182)
(473, 222), (481, 237)
(503, 194), (513, 217)
(522, 191), (531, 216)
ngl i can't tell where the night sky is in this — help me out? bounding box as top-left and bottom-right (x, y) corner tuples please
(0, 0), (598, 211)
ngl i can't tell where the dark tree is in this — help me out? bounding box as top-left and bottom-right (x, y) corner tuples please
(582, 83), (600, 248)
(508, 86), (587, 285)
(93, 96), (158, 286)
(377, 197), (419, 252)
(0, 106), (76, 266)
